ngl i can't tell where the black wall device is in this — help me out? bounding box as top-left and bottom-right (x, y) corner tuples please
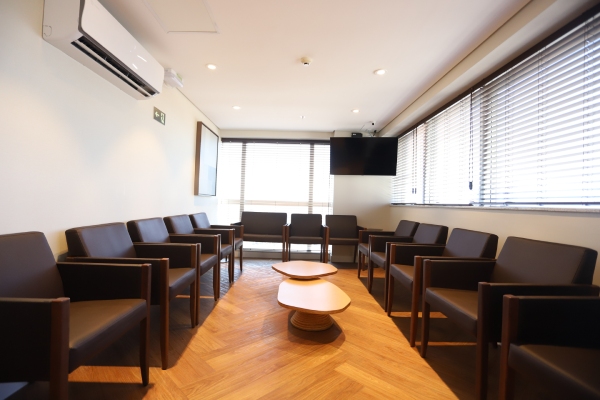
(351, 132), (363, 138)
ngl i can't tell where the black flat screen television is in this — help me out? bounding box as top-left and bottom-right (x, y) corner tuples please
(330, 137), (398, 176)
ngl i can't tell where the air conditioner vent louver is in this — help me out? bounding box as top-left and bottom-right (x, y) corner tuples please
(72, 37), (156, 97)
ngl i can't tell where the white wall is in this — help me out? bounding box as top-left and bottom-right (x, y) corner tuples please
(0, 0), (218, 258)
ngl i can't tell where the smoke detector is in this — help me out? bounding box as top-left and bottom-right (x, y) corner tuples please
(300, 57), (312, 66)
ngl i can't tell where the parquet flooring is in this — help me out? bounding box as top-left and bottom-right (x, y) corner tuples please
(8, 260), (551, 400)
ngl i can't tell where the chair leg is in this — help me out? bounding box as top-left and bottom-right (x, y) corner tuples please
(213, 264), (220, 301)
(409, 288), (420, 347)
(387, 274), (394, 316)
(140, 315), (150, 385)
(383, 263), (388, 311)
(49, 299), (69, 400)
(354, 245), (358, 264)
(160, 300), (169, 370)
(229, 254), (234, 283)
(239, 246), (243, 271)
(367, 259), (374, 293)
(189, 280), (196, 328)
(476, 337), (490, 400)
(357, 253), (363, 278)
(420, 299), (430, 358)
(499, 363), (515, 400)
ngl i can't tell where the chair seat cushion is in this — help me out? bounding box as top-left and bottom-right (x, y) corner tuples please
(390, 264), (414, 290)
(199, 254), (219, 274)
(220, 243), (233, 258)
(234, 238), (243, 250)
(370, 251), (386, 268)
(69, 299), (146, 371)
(288, 236), (323, 245)
(329, 237), (358, 246)
(509, 344), (600, 399)
(358, 243), (368, 255)
(168, 268), (196, 297)
(425, 288), (478, 336)
(243, 234), (284, 243)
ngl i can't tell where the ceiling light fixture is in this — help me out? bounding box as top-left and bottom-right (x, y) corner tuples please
(233, 106), (241, 110)
(352, 109), (359, 113)
(300, 57), (312, 66)
(374, 69), (386, 75)
(206, 64), (217, 70)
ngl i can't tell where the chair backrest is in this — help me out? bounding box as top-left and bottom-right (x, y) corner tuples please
(491, 237), (598, 284)
(412, 223), (448, 244)
(290, 214), (323, 237)
(240, 211), (287, 235)
(325, 215), (357, 239)
(395, 220), (419, 237)
(165, 215), (195, 234)
(189, 212), (211, 229)
(0, 232), (64, 298)
(127, 218), (171, 243)
(66, 222), (137, 258)
(442, 228), (498, 258)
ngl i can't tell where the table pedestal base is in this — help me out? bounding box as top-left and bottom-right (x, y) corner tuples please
(291, 311), (333, 331)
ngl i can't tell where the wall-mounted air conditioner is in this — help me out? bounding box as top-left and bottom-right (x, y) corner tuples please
(43, 0), (163, 100)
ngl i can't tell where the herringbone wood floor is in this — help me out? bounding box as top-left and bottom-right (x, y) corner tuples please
(9, 259), (551, 400)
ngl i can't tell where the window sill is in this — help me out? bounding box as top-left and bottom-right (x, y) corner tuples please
(391, 204), (600, 214)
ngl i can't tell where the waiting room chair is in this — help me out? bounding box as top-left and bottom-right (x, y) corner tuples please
(189, 212), (243, 272)
(420, 236), (598, 400)
(165, 214), (235, 283)
(325, 214), (364, 263)
(499, 295), (600, 400)
(234, 211), (288, 262)
(387, 228), (498, 346)
(0, 231), (150, 399)
(65, 222), (198, 370)
(357, 220), (419, 277)
(367, 223), (448, 302)
(286, 213), (329, 262)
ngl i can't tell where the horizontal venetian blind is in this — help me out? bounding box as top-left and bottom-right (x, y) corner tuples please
(478, 13), (600, 205)
(217, 140), (333, 249)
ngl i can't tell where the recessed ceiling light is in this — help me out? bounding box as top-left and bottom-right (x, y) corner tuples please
(207, 64), (217, 70)
(352, 109), (359, 113)
(233, 106), (241, 110)
(374, 69), (386, 75)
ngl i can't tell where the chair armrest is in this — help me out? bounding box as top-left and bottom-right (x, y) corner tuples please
(0, 297), (69, 382)
(212, 224), (243, 239)
(57, 262), (151, 302)
(169, 234), (220, 255)
(389, 244), (445, 265)
(134, 243), (198, 269)
(192, 228), (234, 245)
(369, 235), (413, 252)
(321, 225), (329, 240)
(359, 230), (393, 243)
(423, 259), (497, 291)
(503, 295), (600, 349)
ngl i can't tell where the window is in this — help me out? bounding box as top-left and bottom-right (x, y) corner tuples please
(218, 139), (333, 250)
(392, 10), (600, 208)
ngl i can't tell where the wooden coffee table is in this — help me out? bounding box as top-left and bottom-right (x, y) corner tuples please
(273, 261), (351, 331)
(272, 260), (337, 280)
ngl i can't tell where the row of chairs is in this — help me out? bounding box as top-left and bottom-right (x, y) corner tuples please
(359, 220), (600, 400)
(0, 212), (243, 399)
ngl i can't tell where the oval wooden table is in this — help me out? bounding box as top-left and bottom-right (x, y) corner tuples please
(272, 260), (337, 280)
(273, 261), (351, 331)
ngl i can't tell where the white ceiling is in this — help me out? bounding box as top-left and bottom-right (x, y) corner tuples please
(99, 0), (531, 134)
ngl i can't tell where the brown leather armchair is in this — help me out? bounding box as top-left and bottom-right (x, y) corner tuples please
(420, 236), (599, 400)
(234, 211), (288, 262)
(0, 232), (150, 399)
(387, 228), (498, 346)
(286, 213), (329, 263)
(165, 214), (235, 283)
(357, 220), (419, 277)
(499, 295), (600, 400)
(190, 212), (243, 272)
(325, 215), (364, 263)
(367, 223), (448, 302)
(65, 222), (198, 370)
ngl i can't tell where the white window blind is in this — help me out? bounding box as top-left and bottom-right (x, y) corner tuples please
(217, 140), (333, 250)
(477, 14), (600, 205)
